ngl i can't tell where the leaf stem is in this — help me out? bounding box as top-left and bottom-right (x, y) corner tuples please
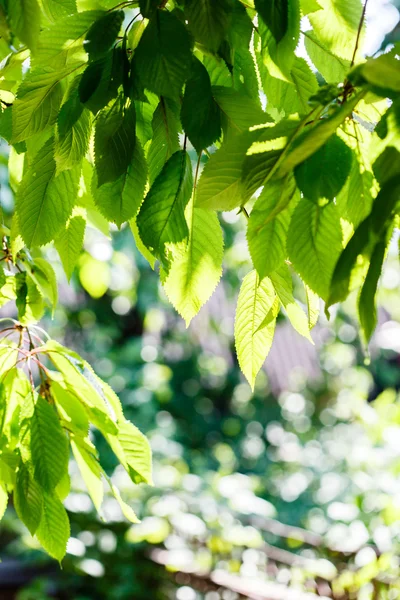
(351, 0), (369, 67)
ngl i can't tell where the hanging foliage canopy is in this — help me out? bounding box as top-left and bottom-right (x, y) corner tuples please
(0, 0), (399, 561)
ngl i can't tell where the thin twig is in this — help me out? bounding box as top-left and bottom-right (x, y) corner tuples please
(351, 0), (369, 67)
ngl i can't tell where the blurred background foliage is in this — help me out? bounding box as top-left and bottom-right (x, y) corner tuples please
(2, 173), (400, 599)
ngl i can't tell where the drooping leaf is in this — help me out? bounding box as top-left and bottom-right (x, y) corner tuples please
(358, 239), (387, 343)
(147, 98), (181, 185)
(196, 129), (260, 211)
(212, 85), (269, 135)
(8, 0), (41, 52)
(137, 150), (193, 268)
(107, 419), (153, 485)
(264, 57), (318, 117)
(294, 134), (353, 204)
(55, 80), (92, 173)
(184, 0), (232, 52)
(36, 492), (70, 562)
(270, 265), (313, 341)
(94, 96), (136, 187)
(14, 464), (43, 535)
(135, 10), (192, 99)
(35, 10), (105, 68)
(287, 198), (343, 300)
(94, 137), (147, 227)
(51, 381), (89, 435)
(255, 0), (289, 43)
(12, 67), (66, 143)
(30, 396), (69, 492)
(235, 270), (279, 389)
(304, 30), (349, 84)
(84, 10), (124, 59)
(257, 0), (300, 81)
(79, 46), (123, 114)
(308, 0), (363, 61)
(55, 209), (86, 281)
(247, 176), (298, 278)
(181, 57), (221, 153)
(16, 138), (80, 247)
(162, 198), (224, 326)
(71, 438), (103, 513)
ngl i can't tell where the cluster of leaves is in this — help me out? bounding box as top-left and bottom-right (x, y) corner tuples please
(0, 0), (399, 560)
(0, 249), (152, 561)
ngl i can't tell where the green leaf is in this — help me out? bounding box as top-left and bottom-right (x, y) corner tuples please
(16, 272), (45, 325)
(241, 118), (301, 198)
(304, 30), (349, 84)
(94, 137), (147, 227)
(235, 270), (279, 389)
(264, 57), (318, 117)
(270, 265), (313, 342)
(71, 438), (103, 513)
(358, 239), (387, 343)
(294, 134), (353, 204)
(106, 419), (152, 486)
(255, 0), (288, 43)
(212, 85), (269, 135)
(129, 217), (156, 269)
(16, 138), (80, 247)
(287, 198), (343, 300)
(35, 10), (105, 68)
(354, 52), (400, 93)
(162, 198), (224, 326)
(14, 464), (43, 535)
(12, 67), (66, 143)
(181, 57), (221, 153)
(196, 129), (259, 211)
(55, 209), (86, 280)
(55, 80), (92, 173)
(308, 0), (363, 61)
(51, 381), (89, 435)
(36, 492), (70, 562)
(43, 341), (119, 434)
(8, 0), (41, 52)
(247, 176), (297, 278)
(31, 396), (69, 492)
(137, 150), (193, 268)
(139, 0), (161, 18)
(147, 98), (181, 185)
(135, 10), (192, 99)
(79, 47), (122, 114)
(32, 258), (58, 306)
(184, 0), (232, 53)
(41, 0), (77, 23)
(95, 96), (136, 187)
(84, 10), (124, 59)
(276, 92), (364, 177)
(305, 284), (320, 329)
(109, 483), (139, 523)
(328, 176), (400, 306)
(257, 0), (300, 81)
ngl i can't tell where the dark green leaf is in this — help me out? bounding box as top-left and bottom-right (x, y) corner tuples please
(137, 150), (193, 268)
(255, 0), (288, 43)
(358, 239), (387, 342)
(84, 10), (124, 59)
(184, 0), (233, 52)
(31, 396), (69, 493)
(135, 10), (192, 99)
(181, 57), (221, 153)
(94, 96), (136, 187)
(14, 464), (43, 535)
(294, 134), (353, 204)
